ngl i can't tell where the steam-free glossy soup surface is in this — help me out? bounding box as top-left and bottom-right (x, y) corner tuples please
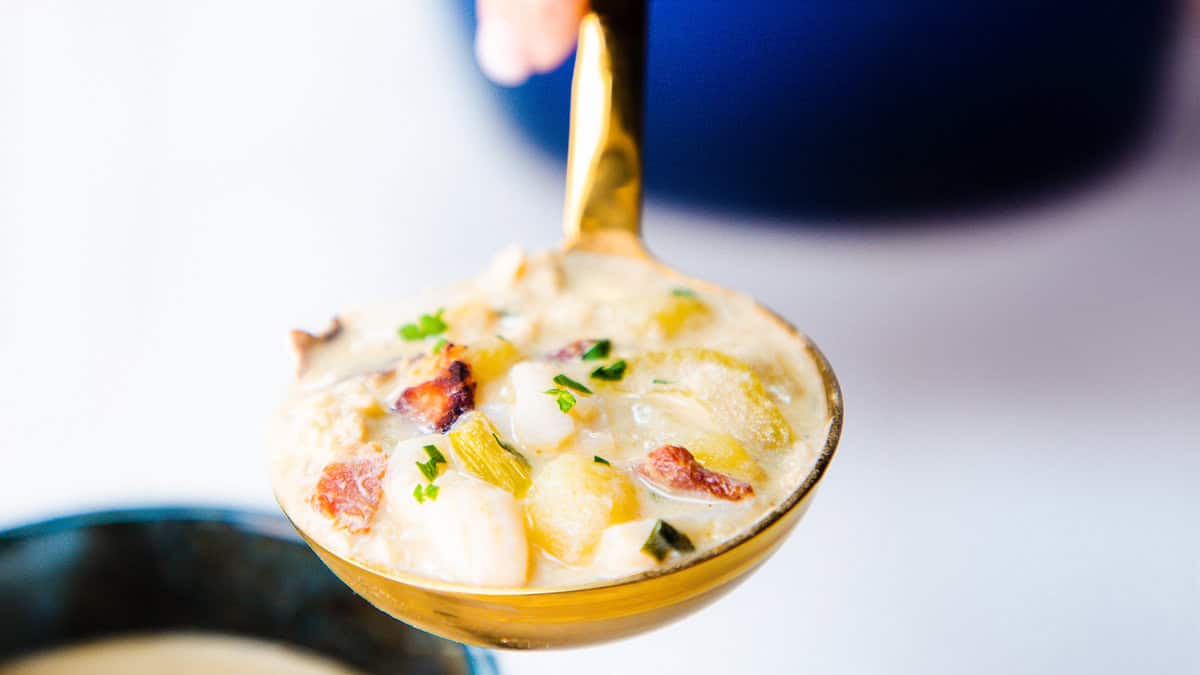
(272, 248), (829, 587)
(0, 634), (362, 675)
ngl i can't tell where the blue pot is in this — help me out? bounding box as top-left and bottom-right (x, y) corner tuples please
(458, 1), (1178, 220)
(0, 507), (497, 674)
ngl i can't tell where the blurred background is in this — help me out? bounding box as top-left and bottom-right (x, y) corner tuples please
(0, 2), (1197, 674)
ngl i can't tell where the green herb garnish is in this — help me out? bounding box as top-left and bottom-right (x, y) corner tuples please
(432, 338), (448, 353)
(423, 444), (446, 464)
(544, 388), (577, 413)
(397, 308), (447, 341)
(495, 333), (510, 343)
(553, 373), (592, 395)
(413, 482), (439, 503)
(580, 339), (611, 361)
(641, 519), (695, 562)
(652, 378), (672, 385)
(415, 444), (447, 482)
(492, 433), (531, 468)
(593, 455), (611, 466)
(671, 288), (698, 298)
(415, 459), (440, 482)
(589, 360), (627, 382)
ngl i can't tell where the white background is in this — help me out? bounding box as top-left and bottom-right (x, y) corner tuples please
(1, 3), (1197, 674)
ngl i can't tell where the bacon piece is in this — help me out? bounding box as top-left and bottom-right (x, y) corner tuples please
(638, 445), (754, 502)
(393, 345), (475, 432)
(289, 316), (343, 376)
(547, 339), (598, 361)
(313, 448), (387, 533)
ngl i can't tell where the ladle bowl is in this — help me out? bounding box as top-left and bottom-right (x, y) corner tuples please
(279, 0), (843, 649)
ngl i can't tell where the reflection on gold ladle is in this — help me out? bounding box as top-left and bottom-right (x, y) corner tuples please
(281, 0), (843, 649)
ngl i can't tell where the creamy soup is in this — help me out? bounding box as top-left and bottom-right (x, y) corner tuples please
(0, 633), (363, 675)
(272, 248), (828, 587)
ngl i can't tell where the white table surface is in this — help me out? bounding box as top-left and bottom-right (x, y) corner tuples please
(2, 3), (1197, 674)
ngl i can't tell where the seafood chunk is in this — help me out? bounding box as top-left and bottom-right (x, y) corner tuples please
(384, 441), (529, 586)
(590, 519), (661, 578)
(510, 361), (575, 451)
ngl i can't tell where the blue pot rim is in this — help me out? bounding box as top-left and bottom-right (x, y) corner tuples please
(0, 505), (499, 675)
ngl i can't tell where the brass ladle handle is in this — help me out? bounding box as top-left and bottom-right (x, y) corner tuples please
(561, 0), (648, 258)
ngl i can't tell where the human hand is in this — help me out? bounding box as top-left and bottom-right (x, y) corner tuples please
(474, 0), (590, 86)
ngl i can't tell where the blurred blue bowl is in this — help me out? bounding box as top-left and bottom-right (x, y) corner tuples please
(0, 507), (497, 674)
(458, 1), (1179, 220)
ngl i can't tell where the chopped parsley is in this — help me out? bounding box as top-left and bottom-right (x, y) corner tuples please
(652, 378), (672, 385)
(495, 333), (510, 343)
(593, 455), (611, 466)
(544, 387), (577, 413)
(397, 309), (447, 341)
(552, 373), (592, 395)
(432, 337), (448, 353)
(671, 287), (698, 298)
(580, 339), (611, 361)
(589, 360), (627, 382)
(415, 444), (446, 483)
(422, 444), (446, 464)
(641, 519), (695, 562)
(412, 483), (439, 503)
(492, 432), (531, 468)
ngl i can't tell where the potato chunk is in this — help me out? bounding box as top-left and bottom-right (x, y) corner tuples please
(525, 454), (639, 565)
(447, 412), (532, 497)
(464, 336), (522, 385)
(649, 292), (710, 337)
(678, 430), (766, 484)
(636, 349), (794, 449)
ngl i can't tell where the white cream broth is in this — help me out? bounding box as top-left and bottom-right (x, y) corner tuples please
(272, 247), (828, 587)
(0, 633), (363, 675)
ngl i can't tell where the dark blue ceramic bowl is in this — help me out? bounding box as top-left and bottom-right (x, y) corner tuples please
(457, 1), (1179, 220)
(0, 507), (497, 674)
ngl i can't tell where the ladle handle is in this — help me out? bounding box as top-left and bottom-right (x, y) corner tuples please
(561, 0), (648, 257)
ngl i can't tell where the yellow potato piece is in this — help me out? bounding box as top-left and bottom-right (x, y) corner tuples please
(649, 293), (710, 338)
(637, 348), (794, 450)
(682, 431), (766, 483)
(525, 454), (640, 565)
(465, 336), (522, 384)
(448, 412), (532, 497)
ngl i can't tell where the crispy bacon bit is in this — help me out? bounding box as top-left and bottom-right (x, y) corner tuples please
(393, 344), (475, 432)
(638, 445), (755, 501)
(289, 316), (343, 376)
(547, 339), (597, 361)
(313, 448), (387, 533)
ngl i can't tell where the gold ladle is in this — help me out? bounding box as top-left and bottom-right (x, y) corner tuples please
(285, 0), (843, 649)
